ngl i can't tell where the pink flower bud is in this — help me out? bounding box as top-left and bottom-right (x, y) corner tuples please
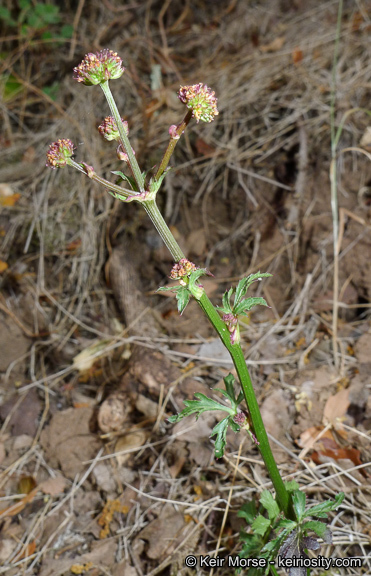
(98, 116), (129, 141)
(168, 125), (180, 139)
(178, 83), (219, 123)
(73, 49), (125, 86)
(46, 139), (75, 169)
(170, 258), (198, 280)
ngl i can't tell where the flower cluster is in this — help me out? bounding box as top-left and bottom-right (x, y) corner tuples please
(98, 116), (129, 141)
(46, 139), (75, 169)
(73, 49), (125, 86)
(222, 312), (239, 345)
(170, 258), (198, 280)
(178, 83), (219, 123)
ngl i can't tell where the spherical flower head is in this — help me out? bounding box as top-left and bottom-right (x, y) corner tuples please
(98, 116), (129, 141)
(73, 49), (125, 86)
(46, 139), (75, 169)
(178, 83), (218, 123)
(170, 258), (198, 280)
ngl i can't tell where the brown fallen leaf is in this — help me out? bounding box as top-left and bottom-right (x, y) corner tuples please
(0, 260), (8, 273)
(0, 487), (38, 519)
(260, 36), (285, 53)
(323, 388), (350, 425)
(39, 475), (68, 496)
(0, 193), (21, 207)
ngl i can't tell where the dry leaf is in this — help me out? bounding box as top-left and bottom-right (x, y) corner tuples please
(13, 540), (37, 561)
(292, 47), (303, 64)
(360, 126), (371, 150)
(0, 260), (8, 273)
(39, 475), (68, 496)
(114, 430), (147, 466)
(98, 392), (131, 434)
(0, 487), (38, 519)
(260, 36), (285, 53)
(323, 388), (350, 424)
(0, 193), (21, 207)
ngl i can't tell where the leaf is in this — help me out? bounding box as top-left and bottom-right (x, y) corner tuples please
(111, 171), (138, 191)
(234, 296), (270, 316)
(303, 492), (344, 518)
(235, 272), (272, 305)
(0, 260), (8, 273)
(252, 514), (271, 536)
(188, 268), (210, 300)
(148, 167), (171, 195)
(224, 373), (236, 401)
(292, 490), (306, 521)
(238, 500), (257, 524)
(168, 393), (235, 425)
(175, 286), (190, 315)
(222, 287), (234, 313)
(301, 520), (328, 539)
(210, 416), (230, 458)
(0, 193), (21, 206)
(284, 480), (300, 493)
(260, 490), (280, 520)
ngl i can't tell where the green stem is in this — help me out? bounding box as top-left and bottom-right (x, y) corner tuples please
(100, 81), (145, 192)
(155, 110), (193, 181)
(144, 200), (185, 261)
(197, 293), (293, 520)
(68, 158), (134, 198)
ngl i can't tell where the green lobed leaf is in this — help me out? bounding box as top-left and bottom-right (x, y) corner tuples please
(284, 480), (300, 493)
(233, 296), (270, 316)
(148, 167), (171, 195)
(303, 492), (344, 518)
(238, 500), (257, 524)
(292, 490), (306, 521)
(235, 272), (272, 305)
(301, 520), (327, 539)
(252, 514), (271, 536)
(260, 490), (280, 521)
(222, 287), (234, 313)
(210, 416), (230, 458)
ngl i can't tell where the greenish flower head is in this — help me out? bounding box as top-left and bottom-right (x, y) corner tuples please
(46, 139), (75, 169)
(178, 83), (219, 123)
(169, 258), (198, 280)
(73, 49), (125, 86)
(98, 116), (129, 141)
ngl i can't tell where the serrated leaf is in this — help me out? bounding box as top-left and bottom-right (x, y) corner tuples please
(303, 492), (344, 519)
(252, 514), (271, 536)
(284, 480), (300, 493)
(238, 500), (257, 524)
(210, 416), (230, 458)
(176, 286), (190, 315)
(276, 519), (298, 531)
(233, 297), (269, 317)
(222, 287), (234, 313)
(157, 284), (183, 294)
(292, 490), (306, 521)
(260, 490), (280, 520)
(235, 273), (272, 305)
(301, 520), (327, 539)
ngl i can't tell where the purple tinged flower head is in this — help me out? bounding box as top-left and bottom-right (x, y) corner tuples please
(178, 83), (219, 123)
(98, 116), (129, 141)
(168, 125), (180, 140)
(233, 411), (247, 427)
(73, 49), (125, 86)
(170, 258), (198, 280)
(223, 313), (239, 346)
(46, 139), (75, 169)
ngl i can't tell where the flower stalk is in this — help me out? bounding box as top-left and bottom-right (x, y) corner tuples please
(47, 49), (294, 521)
